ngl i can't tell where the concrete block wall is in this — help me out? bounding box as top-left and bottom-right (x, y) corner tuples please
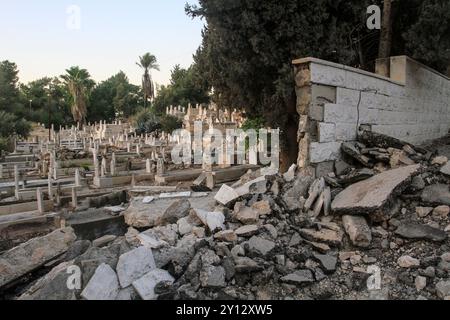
(293, 56), (450, 175)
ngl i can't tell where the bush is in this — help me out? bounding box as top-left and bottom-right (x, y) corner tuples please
(131, 109), (182, 135)
(160, 114), (183, 133)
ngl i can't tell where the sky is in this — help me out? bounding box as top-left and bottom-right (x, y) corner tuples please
(0, 0), (204, 86)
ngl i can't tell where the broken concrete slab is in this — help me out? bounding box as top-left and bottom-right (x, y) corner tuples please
(247, 236), (276, 256)
(235, 225), (259, 237)
(132, 268), (174, 300)
(298, 227), (343, 247)
(214, 184), (239, 206)
(160, 200), (191, 225)
(331, 164), (421, 222)
(92, 235), (117, 248)
(342, 215), (372, 248)
(200, 265), (226, 288)
(0, 227), (76, 289)
(281, 270), (314, 285)
(193, 209), (225, 232)
(116, 246), (157, 288)
(395, 222), (447, 242)
(81, 263), (120, 300)
(234, 204), (260, 225)
(440, 161), (450, 176)
(421, 184), (450, 206)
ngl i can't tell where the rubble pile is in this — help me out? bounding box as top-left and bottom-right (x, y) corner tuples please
(1, 132), (450, 300)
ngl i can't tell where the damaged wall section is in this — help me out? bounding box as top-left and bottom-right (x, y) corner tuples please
(293, 56), (450, 175)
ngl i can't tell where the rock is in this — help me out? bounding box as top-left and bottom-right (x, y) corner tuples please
(234, 205), (260, 225)
(342, 215), (372, 248)
(441, 253), (450, 262)
(335, 160), (351, 176)
(93, 235), (117, 248)
(397, 255), (420, 268)
(432, 205), (450, 219)
(235, 225), (259, 237)
(410, 175), (426, 191)
(140, 225), (178, 246)
(177, 217), (194, 236)
(214, 184), (239, 206)
(338, 168), (374, 185)
(18, 261), (77, 300)
(124, 198), (165, 228)
(200, 266), (226, 288)
(281, 270), (314, 286)
(264, 224), (278, 239)
(435, 281), (450, 299)
(440, 161), (450, 176)
(251, 200), (272, 216)
(395, 222), (447, 242)
(282, 174), (314, 211)
(420, 266), (436, 278)
(136, 233), (168, 249)
(0, 227), (76, 289)
(234, 257), (262, 273)
(298, 227), (343, 246)
(247, 236), (275, 256)
(116, 247), (156, 288)
(214, 230), (237, 242)
(142, 196), (155, 204)
(116, 286), (140, 300)
(332, 165), (421, 222)
(313, 253), (337, 274)
(341, 142), (372, 167)
(445, 224), (450, 232)
(421, 184), (450, 206)
(235, 176), (268, 196)
(193, 209), (225, 232)
(64, 240), (92, 261)
(81, 263), (120, 300)
(415, 276), (427, 291)
(283, 164), (297, 182)
(432, 156), (448, 166)
(132, 269), (174, 300)
(160, 200), (191, 224)
(415, 207), (433, 218)
(390, 149), (415, 168)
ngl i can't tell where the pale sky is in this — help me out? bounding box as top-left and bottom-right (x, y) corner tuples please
(0, 0), (204, 86)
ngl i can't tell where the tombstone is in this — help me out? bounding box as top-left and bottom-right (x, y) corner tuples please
(36, 187), (44, 214)
(157, 158), (165, 176)
(14, 165), (20, 200)
(146, 159), (151, 174)
(71, 187), (77, 209)
(93, 151), (100, 179)
(127, 143), (131, 153)
(206, 171), (216, 190)
(0, 164), (3, 179)
(53, 162), (58, 180)
(136, 144), (140, 156)
(248, 143), (258, 165)
(131, 174), (136, 188)
(47, 172), (53, 200)
(101, 157), (107, 177)
(75, 169), (81, 187)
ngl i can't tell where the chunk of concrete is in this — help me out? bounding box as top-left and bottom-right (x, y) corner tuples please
(281, 270), (314, 285)
(332, 164), (421, 221)
(0, 228), (76, 289)
(342, 215), (372, 248)
(116, 247), (156, 288)
(214, 184), (239, 206)
(193, 209), (225, 232)
(92, 235), (117, 248)
(132, 268), (174, 300)
(247, 236), (276, 256)
(395, 222), (447, 242)
(421, 184), (450, 206)
(160, 200), (191, 224)
(81, 263), (119, 300)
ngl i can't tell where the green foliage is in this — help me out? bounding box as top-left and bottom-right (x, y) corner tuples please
(159, 114), (183, 133)
(153, 64), (210, 114)
(89, 71), (142, 121)
(241, 117), (265, 131)
(137, 53), (159, 105)
(132, 108), (161, 134)
(61, 66), (95, 124)
(131, 108), (182, 135)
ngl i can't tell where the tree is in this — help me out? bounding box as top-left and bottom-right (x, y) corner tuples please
(186, 0), (450, 170)
(379, 0), (393, 59)
(0, 60), (24, 116)
(136, 53), (159, 108)
(89, 71), (142, 121)
(153, 64), (210, 114)
(61, 67), (95, 124)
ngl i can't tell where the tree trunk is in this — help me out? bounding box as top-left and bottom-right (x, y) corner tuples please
(279, 95), (299, 173)
(378, 0), (393, 59)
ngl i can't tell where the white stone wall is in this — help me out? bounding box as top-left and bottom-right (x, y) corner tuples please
(293, 56), (450, 165)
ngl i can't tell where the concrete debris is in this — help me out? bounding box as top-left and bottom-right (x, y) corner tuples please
(116, 247), (157, 288)
(342, 215), (372, 248)
(132, 268), (174, 300)
(81, 263), (120, 300)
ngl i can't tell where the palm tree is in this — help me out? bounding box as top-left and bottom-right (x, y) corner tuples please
(61, 67), (94, 125)
(136, 53), (159, 108)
